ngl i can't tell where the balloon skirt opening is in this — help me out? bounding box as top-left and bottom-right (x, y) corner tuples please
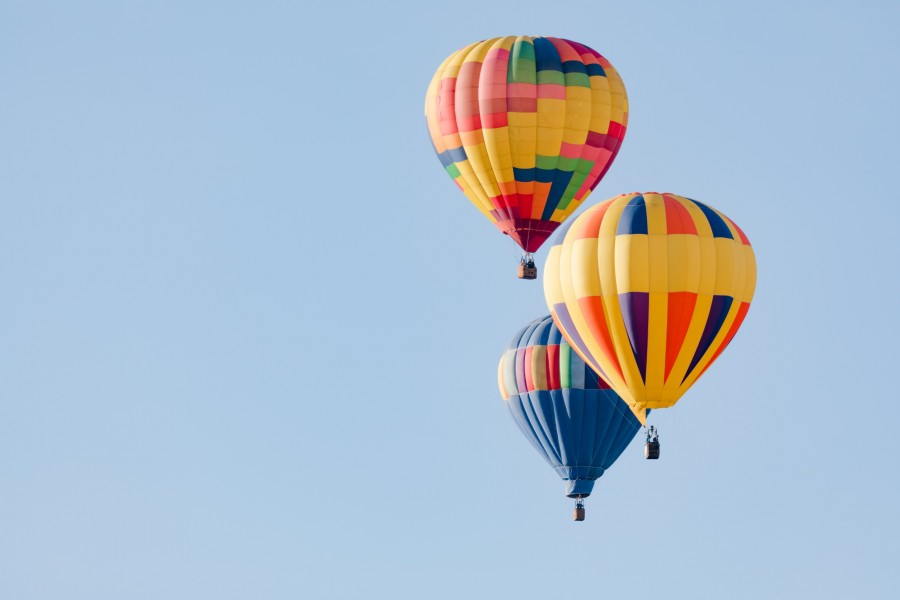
(565, 479), (595, 498)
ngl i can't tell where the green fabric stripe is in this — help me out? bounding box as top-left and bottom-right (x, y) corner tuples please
(508, 41), (536, 84)
(575, 158), (595, 175)
(556, 156), (578, 172)
(535, 155), (558, 170)
(556, 172), (589, 210)
(564, 72), (591, 88)
(536, 70), (565, 85)
(446, 164), (461, 178)
(560, 344), (572, 389)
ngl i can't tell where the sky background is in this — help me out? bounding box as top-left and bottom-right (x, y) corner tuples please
(1, 1), (899, 598)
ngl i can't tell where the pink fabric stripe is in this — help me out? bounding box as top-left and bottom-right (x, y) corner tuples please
(573, 148), (613, 198)
(514, 348), (527, 393)
(523, 347), (534, 391)
(537, 84), (566, 100)
(507, 83), (537, 98)
(560, 142), (585, 159)
(545, 37), (581, 62)
(438, 78), (458, 135)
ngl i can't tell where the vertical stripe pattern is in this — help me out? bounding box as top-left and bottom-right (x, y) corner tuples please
(543, 193), (757, 423)
(498, 315), (643, 498)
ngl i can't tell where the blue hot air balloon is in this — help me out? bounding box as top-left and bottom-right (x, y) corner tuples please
(498, 315), (645, 521)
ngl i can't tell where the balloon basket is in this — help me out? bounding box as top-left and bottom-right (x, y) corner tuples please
(645, 441), (660, 459)
(517, 263), (537, 279)
(573, 507), (585, 521)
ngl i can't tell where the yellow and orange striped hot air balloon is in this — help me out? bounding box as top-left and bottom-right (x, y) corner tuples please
(425, 36), (628, 277)
(543, 193), (757, 424)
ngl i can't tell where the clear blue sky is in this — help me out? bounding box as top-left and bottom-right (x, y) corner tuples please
(1, 1), (898, 598)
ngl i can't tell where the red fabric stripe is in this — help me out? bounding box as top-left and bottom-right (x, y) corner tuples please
(494, 218), (560, 253)
(481, 112), (508, 128)
(523, 347), (534, 391)
(572, 199), (613, 240)
(663, 195), (697, 235)
(576, 296), (625, 382)
(507, 97), (537, 112)
(731, 220), (751, 245)
(664, 291), (699, 382)
(607, 121), (625, 140)
(585, 131), (607, 148)
(456, 114), (482, 133)
(438, 79), (459, 135)
(546, 345), (561, 389)
(545, 37), (582, 62)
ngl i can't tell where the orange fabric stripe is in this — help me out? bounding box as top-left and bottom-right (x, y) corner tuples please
(576, 295), (625, 381)
(573, 199), (613, 240)
(663, 195), (697, 235)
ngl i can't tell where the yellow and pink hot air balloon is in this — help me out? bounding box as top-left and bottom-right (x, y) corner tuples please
(425, 36), (628, 279)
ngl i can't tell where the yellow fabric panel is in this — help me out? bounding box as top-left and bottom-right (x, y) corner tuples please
(614, 234), (649, 293)
(424, 54), (453, 153)
(482, 127), (515, 179)
(645, 194), (667, 235)
(530, 345), (548, 390)
(498, 358), (509, 401)
(561, 85), (591, 145)
(508, 112), (538, 128)
(607, 66), (628, 124)
(697, 237), (717, 295)
(712, 238), (740, 296)
(742, 246), (757, 302)
(682, 197), (713, 237)
(585, 197), (640, 399)
(569, 238), (602, 296)
(589, 105), (612, 132)
(507, 36), (536, 201)
(648, 234), (669, 293)
(481, 37), (518, 203)
(645, 290), (669, 404)
(543, 246), (566, 307)
(665, 234), (701, 292)
(588, 75), (612, 133)
(558, 229), (630, 396)
(467, 142), (501, 198)
(597, 200), (645, 403)
(455, 40), (502, 209)
(453, 160), (495, 217)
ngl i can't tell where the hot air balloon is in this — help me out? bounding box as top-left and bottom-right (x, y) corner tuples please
(425, 36), (628, 279)
(543, 193), (756, 457)
(499, 315), (643, 520)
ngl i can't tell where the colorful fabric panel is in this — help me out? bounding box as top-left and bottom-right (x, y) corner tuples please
(498, 315), (642, 498)
(426, 36), (628, 252)
(543, 193), (756, 423)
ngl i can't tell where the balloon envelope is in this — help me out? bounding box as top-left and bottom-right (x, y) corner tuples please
(543, 192), (757, 423)
(499, 315), (643, 498)
(425, 36), (628, 252)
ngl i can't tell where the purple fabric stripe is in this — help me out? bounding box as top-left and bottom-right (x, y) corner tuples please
(514, 348), (528, 393)
(618, 292), (649, 382)
(551, 304), (611, 382)
(683, 295), (734, 382)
